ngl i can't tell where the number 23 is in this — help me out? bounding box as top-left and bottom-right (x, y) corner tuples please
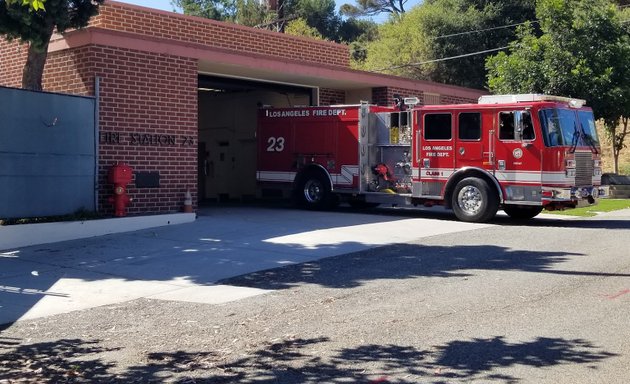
(266, 136), (285, 152)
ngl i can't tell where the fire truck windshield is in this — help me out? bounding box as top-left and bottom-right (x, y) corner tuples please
(538, 108), (599, 148)
(577, 110), (600, 152)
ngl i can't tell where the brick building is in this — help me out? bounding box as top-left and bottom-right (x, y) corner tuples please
(0, 1), (485, 216)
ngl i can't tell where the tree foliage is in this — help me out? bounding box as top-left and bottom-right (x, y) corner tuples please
(234, 0), (275, 26)
(0, 0), (103, 90)
(171, 0), (235, 20)
(284, 17), (323, 39)
(171, 0), (278, 26)
(284, 0), (339, 39)
(358, 0), (536, 89)
(486, 0), (630, 173)
(6, 0), (45, 11)
(340, 0), (409, 18)
(339, 17), (379, 60)
(173, 0), (377, 45)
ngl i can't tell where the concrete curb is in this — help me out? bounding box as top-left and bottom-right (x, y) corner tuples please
(0, 213), (196, 251)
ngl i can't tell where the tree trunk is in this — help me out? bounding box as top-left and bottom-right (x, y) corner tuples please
(21, 23), (54, 91)
(619, 117), (629, 174)
(22, 43), (49, 91)
(611, 117), (629, 174)
(614, 146), (620, 174)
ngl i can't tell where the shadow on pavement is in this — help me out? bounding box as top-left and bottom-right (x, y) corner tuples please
(219, 243), (630, 290)
(0, 335), (616, 383)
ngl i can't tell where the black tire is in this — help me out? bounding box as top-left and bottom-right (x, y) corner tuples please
(294, 171), (333, 210)
(503, 205), (543, 220)
(451, 177), (499, 222)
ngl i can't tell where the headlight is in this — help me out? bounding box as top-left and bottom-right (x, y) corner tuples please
(566, 169), (576, 177)
(566, 159), (576, 168)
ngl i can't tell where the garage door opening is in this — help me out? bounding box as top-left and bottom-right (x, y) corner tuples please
(198, 74), (316, 204)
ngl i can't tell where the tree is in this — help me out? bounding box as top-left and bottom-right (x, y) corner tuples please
(0, 0), (103, 91)
(233, 0), (275, 27)
(284, 17), (324, 39)
(339, 17), (379, 61)
(171, 0), (235, 20)
(171, 0), (277, 26)
(486, 0), (630, 173)
(282, 0), (340, 40)
(340, 0), (410, 18)
(359, 0), (536, 89)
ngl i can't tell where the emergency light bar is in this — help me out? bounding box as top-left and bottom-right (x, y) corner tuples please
(478, 94), (586, 108)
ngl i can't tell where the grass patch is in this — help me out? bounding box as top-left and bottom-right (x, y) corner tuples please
(0, 208), (104, 226)
(546, 199), (630, 217)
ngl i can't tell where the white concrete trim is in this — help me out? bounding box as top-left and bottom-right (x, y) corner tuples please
(0, 213), (196, 251)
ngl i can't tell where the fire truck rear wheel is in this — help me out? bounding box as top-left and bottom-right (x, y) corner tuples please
(451, 177), (499, 223)
(295, 172), (333, 210)
(503, 205), (543, 220)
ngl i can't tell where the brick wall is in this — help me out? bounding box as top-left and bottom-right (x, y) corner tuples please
(43, 46), (95, 95)
(441, 94), (478, 104)
(319, 88), (345, 105)
(0, 39), (26, 88)
(92, 1), (350, 68)
(1, 39), (95, 95)
(372, 87), (425, 106)
(91, 45), (198, 215)
(373, 86), (478, 106)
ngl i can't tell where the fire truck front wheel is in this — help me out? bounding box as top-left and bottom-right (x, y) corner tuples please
(295, 171), (334, 210)
(451, 177), (499, 223)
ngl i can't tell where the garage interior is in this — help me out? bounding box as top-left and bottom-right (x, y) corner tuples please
(197, 74), (316, 203)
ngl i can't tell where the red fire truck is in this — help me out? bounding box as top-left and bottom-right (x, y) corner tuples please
(256, 94), (608, 222)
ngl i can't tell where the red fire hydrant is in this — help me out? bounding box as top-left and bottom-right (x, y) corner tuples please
(108, 163), (133, 217)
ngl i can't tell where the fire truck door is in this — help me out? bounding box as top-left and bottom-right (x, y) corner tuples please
(455, 112), (487, 170)
(419, 112), (455, 179)
(493, 110), (542, 202)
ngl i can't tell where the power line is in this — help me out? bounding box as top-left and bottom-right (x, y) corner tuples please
(434, 20), (539, 40)
(377, 46), (509, 72)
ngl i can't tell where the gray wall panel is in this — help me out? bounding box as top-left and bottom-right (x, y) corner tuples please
(0, 86), (96, 218)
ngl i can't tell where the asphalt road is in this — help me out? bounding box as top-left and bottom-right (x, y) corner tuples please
(1, 206), (629, 383)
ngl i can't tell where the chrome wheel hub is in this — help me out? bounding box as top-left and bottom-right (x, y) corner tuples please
(457, 185), (483, 215)
(304, 179), (323, 203)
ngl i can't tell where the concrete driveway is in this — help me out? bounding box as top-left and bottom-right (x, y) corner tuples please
(0, 206), (492, 325)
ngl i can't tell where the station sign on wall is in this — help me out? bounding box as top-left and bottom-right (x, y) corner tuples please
(100, 132), (195, 147)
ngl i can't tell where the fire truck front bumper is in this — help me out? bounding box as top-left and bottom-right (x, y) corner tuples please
(542, 186), (609, 208)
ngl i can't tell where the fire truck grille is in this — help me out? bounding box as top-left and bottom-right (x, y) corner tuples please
(575, 152), (593, 187)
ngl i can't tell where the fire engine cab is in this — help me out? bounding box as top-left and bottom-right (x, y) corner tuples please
(256, 94), (608, 222)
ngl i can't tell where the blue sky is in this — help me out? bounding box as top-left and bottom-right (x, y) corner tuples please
(117, 0), (424, 22)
